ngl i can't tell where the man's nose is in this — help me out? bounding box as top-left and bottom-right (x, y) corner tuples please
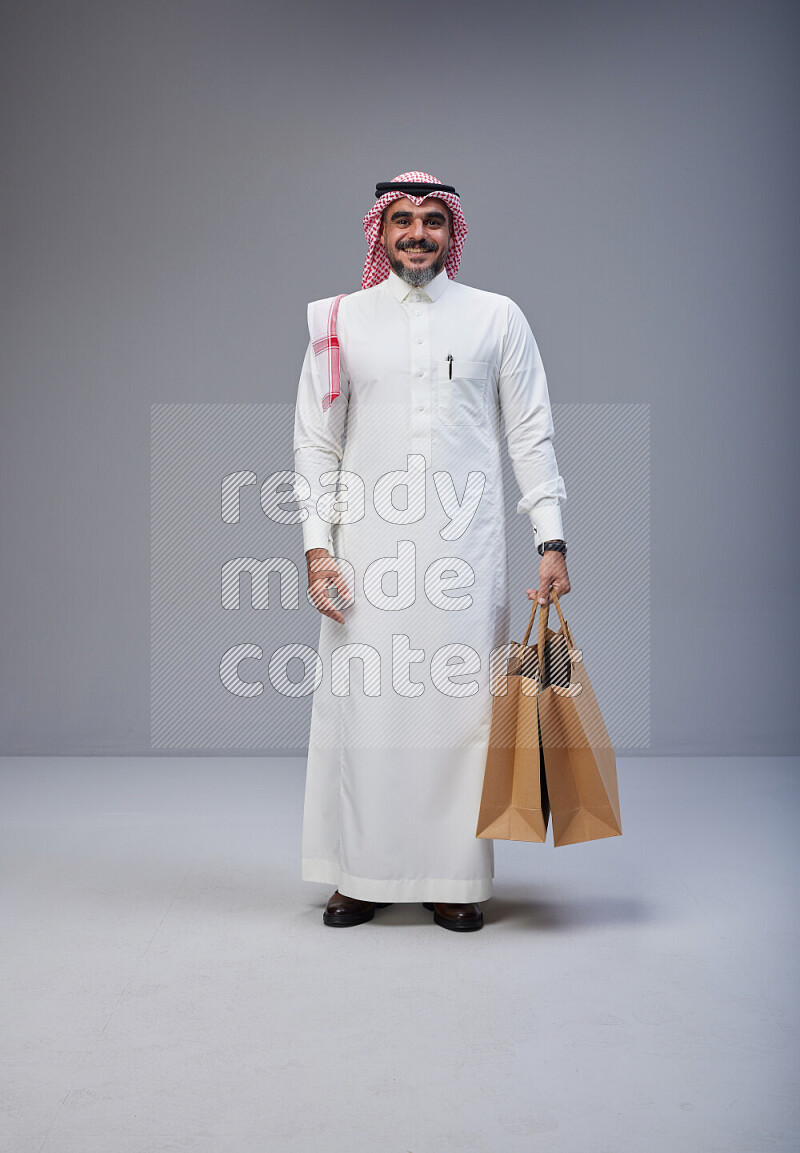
(409, 219), (425, 239)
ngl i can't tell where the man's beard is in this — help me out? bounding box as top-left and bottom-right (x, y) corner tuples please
(386, 239), (449, 287)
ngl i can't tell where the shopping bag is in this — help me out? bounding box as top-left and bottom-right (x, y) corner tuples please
(475, 598), (552, 842)
(534, 590), (622, 846)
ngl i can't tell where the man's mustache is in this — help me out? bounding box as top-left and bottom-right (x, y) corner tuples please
(396, 238), (438, 252)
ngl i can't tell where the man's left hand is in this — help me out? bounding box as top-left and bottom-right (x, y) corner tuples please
(526, 552), (571, 605)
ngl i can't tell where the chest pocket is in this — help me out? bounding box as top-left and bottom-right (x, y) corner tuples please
(437, 359), (491, 426)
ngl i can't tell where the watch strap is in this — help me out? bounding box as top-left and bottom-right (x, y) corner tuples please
(537, 539), (567, 557)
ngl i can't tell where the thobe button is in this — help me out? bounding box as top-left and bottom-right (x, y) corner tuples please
(415, 310), (422, 317)
(417, 405), (425, 412)
(417, 369), (424, 376)
(416, 337), (423, 344)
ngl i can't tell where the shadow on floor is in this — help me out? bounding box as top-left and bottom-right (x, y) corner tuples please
(485, 888), (653, 931)
(305, 888), (654, 933)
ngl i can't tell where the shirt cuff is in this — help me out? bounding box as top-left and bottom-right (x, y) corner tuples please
(529, 503), (564, 551)
(301, 516), (333, 554)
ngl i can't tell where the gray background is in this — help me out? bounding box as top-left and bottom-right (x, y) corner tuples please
(1, 0), (797, 756)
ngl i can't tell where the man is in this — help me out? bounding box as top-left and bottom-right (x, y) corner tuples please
(292, 171), (570, 932)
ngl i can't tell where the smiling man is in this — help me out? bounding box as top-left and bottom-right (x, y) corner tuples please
(381, 195), (453, 286)
(292, 171), (570, 932)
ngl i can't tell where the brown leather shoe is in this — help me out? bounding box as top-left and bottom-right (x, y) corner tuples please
(422, 901), (483, 932)
(323, 890), (393, 927)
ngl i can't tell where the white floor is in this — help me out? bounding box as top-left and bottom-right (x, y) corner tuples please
(0, 756), (797, 1153)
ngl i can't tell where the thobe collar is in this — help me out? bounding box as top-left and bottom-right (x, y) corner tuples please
(384, 267), (451, 303)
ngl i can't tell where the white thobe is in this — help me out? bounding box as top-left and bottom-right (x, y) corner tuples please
(293, 267), (567, 903)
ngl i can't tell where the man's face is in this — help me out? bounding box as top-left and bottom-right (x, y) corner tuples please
(380, 196), (453, 287)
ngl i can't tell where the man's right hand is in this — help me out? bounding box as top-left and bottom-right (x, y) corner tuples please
(305, 547), (351, 625)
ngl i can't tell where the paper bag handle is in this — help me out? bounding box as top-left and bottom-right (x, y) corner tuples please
(536, 588), (571, 693)
(506, 598), (539, 677)
(546, 587), (569, 635)
(515, 589), (571, 684)
(520, 597), (540, 648)
(521, 589), (568, 644)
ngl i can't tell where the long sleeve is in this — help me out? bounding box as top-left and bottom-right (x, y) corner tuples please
(497, 300), (567, 550)
(293, 340), (350, 554)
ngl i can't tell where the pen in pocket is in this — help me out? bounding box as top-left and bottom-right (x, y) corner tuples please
(447, 354), (453, 379)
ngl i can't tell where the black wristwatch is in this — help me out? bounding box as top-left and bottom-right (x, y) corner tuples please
(537, 539), (567, 557)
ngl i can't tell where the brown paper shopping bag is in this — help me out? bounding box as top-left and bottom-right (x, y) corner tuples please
(475, 599), (552, 842)
(534, 590), (622, 847)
